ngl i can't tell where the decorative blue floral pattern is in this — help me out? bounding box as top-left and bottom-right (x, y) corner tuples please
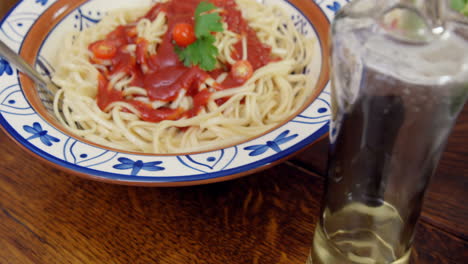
(244, 130), (298, 156)
(74, 8), (102, 31)
(62, 138), (118, 167)
(326, 0), (350, 13)
(291, 14), (309, 35)
(36, 0), (48, 6)
(177, 147), (238, 173)
(113, 157), (164, 176)
(0, 84), (35, 115)
(1, 13), (39, 43)
(292, 92), (331, 124)
(0, 58), (13, 76)
(23, 122), (60, 146)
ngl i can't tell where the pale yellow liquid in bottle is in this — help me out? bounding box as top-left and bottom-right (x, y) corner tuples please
(307, 202), (412, 264)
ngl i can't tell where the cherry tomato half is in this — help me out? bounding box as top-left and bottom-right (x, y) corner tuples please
(90, 40), (117, 60)
(231, 60), (253, 83)
(172, 23), (196, 47)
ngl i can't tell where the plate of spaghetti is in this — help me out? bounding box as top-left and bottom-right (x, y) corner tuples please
(0, 0), (346, 186)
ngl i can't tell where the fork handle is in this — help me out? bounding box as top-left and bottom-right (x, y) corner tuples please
(0, 39), (48, 87)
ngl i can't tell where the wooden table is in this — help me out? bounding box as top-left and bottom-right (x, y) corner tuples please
(1, 1), (467, 263)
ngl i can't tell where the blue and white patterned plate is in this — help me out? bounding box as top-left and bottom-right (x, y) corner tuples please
(0, 0), (348, 186)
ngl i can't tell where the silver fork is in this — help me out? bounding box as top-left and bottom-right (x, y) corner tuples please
(0, 39), (59, 112)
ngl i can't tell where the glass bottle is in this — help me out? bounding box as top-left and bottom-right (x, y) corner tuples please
(308, 0), (468, 263)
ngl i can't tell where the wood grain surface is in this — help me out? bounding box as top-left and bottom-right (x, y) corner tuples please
(0, 1), (467, 263)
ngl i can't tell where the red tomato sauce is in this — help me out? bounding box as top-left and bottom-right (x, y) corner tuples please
(90, 0), (273, 123)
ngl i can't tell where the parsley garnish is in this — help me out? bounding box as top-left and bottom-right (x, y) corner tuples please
(194, 2), (224, 37)
(451, 0), (468, 16)
(175, 2), (224, 71)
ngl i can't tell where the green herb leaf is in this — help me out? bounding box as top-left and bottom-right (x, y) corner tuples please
(194, 2), (224, 38)
(451, 0), (468, 16)
(195, 2), (218, 18)
(451, 0), (465, 11)
(174, 1), (224, 71)
(195, 12), (224, 38)
(175, 35), (219, 71)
